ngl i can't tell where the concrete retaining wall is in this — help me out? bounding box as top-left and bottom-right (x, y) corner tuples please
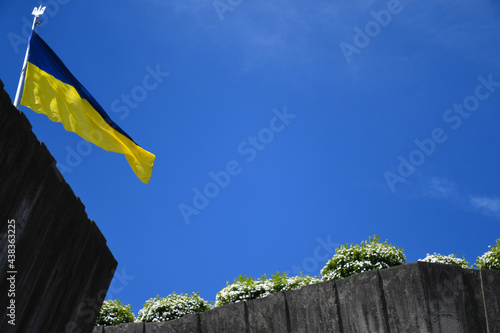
(0, 79), (117, 333)
(94, 262), (500, 333)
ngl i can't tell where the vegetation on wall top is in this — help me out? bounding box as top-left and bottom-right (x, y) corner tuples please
(96, 235), (500, 326)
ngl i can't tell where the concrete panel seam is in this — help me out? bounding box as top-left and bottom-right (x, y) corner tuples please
(283, 291), (292, 333)
(480, 269), (490, 333)
(377, 270), (392, 333)
(243, 300), (250, 333)
(416, 262), (434, 332)
(332, 281), (344, 333)
(196, 313), (202, 333)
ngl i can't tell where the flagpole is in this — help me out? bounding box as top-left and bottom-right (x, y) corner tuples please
(13, 5), (46, 109)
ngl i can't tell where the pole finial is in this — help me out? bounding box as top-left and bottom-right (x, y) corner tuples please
(32, 5), (46, 18)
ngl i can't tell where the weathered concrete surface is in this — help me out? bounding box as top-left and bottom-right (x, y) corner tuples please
(418, 262), (486, 333)
(0, 78), (117, 333)
(104, 322), (144, 333)
(336, 269), (389, 333)
(379, 263), (432, 332)
(199, 301), (247, 333)
(145, 313), (201, 333)
(286, 279), (341, 333)
(246, 291), (288, 333)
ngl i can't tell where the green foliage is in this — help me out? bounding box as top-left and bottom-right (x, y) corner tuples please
(267, 272), (318, 293)
(475, 239), (500, 270)
(214, 272), (318, 307)
(320, 235), (406, 281)
(96, 299), (135, 326)
(418, 253), (470, 268)
(137, 292), (210, 322)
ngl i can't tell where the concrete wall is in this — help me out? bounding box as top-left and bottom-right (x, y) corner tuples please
(94, 262), (499, 333)
(0, 79), (117, 333)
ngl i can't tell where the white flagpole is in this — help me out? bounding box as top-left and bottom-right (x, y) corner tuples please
(13, 5), (46, 109)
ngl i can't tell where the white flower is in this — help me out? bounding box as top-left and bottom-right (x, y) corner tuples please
(418, 253), (470, 268)
(137, 293), (210, 322)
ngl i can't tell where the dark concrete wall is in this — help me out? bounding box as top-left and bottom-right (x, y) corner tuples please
(0, 79), (117, 333)
(94, 262), (500, 333)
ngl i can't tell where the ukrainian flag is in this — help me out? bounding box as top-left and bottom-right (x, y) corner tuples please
(20, 31), (155, 184)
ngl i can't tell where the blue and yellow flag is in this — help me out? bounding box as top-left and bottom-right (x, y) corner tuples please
(20, 31), (155, 184)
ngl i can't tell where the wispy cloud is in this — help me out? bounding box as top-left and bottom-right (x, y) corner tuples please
(400, 0), (500, 67)
(425, 177), (458, 199)
(146, 0), (500, 76)
(227, 1), (338, 72)
(470, 196), (500, 219)
(420, 177), (500, 220)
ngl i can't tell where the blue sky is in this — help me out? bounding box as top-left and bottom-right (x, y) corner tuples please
(2, 0), (500, 314)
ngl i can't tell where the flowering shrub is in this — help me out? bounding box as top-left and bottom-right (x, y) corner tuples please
(418, 253), (470, 268)
(267, 272), (318, 293)
(137, 292), (210, 322)
(320, 235), (406, 281)
(95, 299), (135, 326)
(214, 272), (318, 307)
(214, 275), (268, 307)
(475, 239), (500, 270)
